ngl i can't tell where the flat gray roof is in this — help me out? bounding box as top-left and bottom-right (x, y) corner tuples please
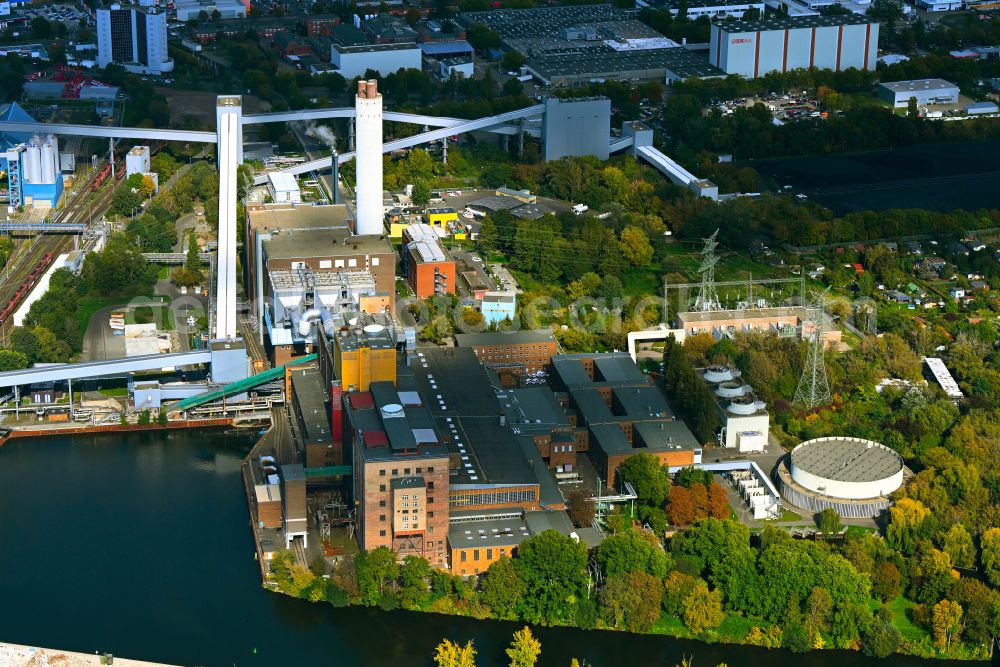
(878, 78), (957, 93)
(448, 517), (530, 548)
(792, 437), (903, 483)
(264, 229), (393, 260)
(714, 15), (874, 32)
(455, 329), (555, 347)
(248, 203), (353, 232)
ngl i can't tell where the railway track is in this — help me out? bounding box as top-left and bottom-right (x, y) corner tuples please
(0, 161), (120, 343)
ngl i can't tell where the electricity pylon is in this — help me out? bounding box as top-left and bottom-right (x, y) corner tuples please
(794, 289), (832, 409)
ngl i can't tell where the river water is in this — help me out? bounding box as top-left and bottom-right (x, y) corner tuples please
(0, 431), (981, 667)
(750, 140), (1000, 216)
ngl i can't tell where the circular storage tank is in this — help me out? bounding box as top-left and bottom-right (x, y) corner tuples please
(789, 437), (903, 501)
(703, 365), (734, 383)
(715, 381), (749, 398)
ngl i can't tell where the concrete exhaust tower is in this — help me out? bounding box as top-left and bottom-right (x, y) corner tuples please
(354, 79), (383, 236)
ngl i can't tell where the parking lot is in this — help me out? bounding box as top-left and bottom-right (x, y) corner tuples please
(20, 3), (88, 26)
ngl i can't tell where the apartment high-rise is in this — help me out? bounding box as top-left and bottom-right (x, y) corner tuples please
(97, 5), (173, 75)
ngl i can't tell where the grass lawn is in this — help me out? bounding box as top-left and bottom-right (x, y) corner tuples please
(759, 508), (804, 522)
(621, 267), (660, 297)
(651, 614), (691, 637)
(886, 596), (929, 643)
(716, 613), (758, 641)
(844, 525), (877, 538)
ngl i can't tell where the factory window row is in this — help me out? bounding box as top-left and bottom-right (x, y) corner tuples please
(450, 489), (535, 507)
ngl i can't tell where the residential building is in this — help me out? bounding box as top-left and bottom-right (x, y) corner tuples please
(96, 5), (173, 75)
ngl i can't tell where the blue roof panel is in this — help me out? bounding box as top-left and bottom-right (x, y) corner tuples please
(0, 102), (36, 149)
(420, 41), (474, 55)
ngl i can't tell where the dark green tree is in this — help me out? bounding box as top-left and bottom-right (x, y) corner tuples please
(615, 453), (669, 505)
(513, 530), (588, 624)
(479, 557), (526, 620)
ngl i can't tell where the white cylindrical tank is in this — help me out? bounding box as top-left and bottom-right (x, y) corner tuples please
(354, 79), (383, 236)
(25, 145), (42, 183)
(40, 142), (56, 184)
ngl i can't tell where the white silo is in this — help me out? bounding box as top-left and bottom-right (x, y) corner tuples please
(25, 140), (42, 184)
(40, 140), (56, 184)
(354, 79), (384, 236)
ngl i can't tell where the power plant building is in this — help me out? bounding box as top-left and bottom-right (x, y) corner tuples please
(244, 203), (395, 364)
(96, 5), (174, 75)
(550, 352), (701, 487)
(699, 365), (768, 452)
(709, 15), (878, 78)
(542, 96), (611, 162)
(2, 133), (64, 208)
(777, 437), (906, 518)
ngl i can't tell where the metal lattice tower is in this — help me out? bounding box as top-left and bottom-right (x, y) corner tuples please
(794, 290), (832, 408)
(693, 229), (721, 312)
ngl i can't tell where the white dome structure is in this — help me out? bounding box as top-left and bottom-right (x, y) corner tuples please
(778, 436), (906, 518)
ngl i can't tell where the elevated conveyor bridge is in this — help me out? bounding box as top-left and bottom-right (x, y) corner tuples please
(174, 353), (317, 411)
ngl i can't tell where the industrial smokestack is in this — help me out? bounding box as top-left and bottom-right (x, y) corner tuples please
(354, 78), (383, 236)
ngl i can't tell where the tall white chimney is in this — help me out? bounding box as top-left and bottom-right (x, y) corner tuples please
(354, 79), (383, 236)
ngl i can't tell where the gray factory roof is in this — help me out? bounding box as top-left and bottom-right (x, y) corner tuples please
(714, 15), (874, 32)
(612, 385), (674, 420)
(633, 420), (699, 451)
(412, 348), (538, 484)
(501, 387), (570, 427)
(653, 0), (764, 7)
(527, 46), (723, 81)
(552, 352), (648, 388)
(455, 329), (555, 347)
(878, 78), (957, 93)
(263, 228), (393, 261)
(462, 4), (641, 36)
(348, 359), (451, 463)
(335, 41), (420, 54)
(791, 437), (903, 483)
(448, 517), (530, 549)
(333, 322), (396, 352)
(248, 203), (353, 232)
(289, 366), (332, 445)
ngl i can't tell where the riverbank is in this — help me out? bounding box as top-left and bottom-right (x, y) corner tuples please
(0, 417), (246, 447)
(0, 642), (182, 666)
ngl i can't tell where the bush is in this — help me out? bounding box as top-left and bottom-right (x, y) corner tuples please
(378, 590), (399, 611)
(326, 582), (349, 608)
